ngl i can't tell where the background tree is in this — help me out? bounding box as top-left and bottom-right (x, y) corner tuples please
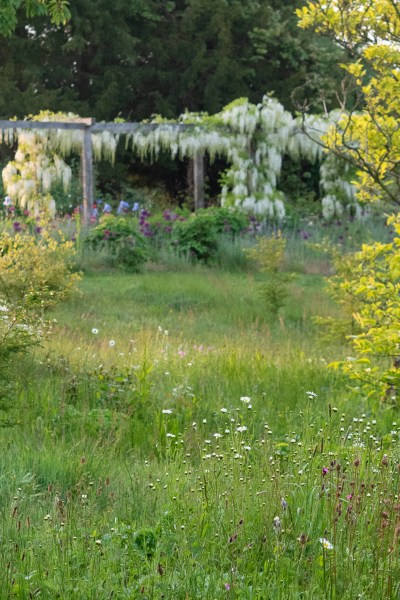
(0, 0), (345, 121)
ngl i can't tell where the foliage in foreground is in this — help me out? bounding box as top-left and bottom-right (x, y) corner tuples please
(0, 222), (80, 408)
(0, 0), (70, 37)
(325, 215), (400, 404)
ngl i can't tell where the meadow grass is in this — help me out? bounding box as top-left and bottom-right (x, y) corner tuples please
(1, 259), (400, 599)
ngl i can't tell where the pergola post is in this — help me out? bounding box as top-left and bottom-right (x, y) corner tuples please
(193, 151), (205, 210)
(81, 119), (95, 225)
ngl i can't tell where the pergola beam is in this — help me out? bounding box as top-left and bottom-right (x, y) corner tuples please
(0, 120), (194, 133)
(0, 118), (204, 222)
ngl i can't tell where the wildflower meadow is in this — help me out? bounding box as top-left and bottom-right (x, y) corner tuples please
(0, 222), (399, 599)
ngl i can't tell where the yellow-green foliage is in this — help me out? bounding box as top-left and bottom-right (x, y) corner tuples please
(297, 1), (400, 402)
(311, 240), (363, 341)
(328, 215), (400, 402)
(297, 1), (400, 205)
(0, 227), (81, 311)
(246, 234), (293, 318)
(246, 233), (286, 274)
(0, 221), (80, 404)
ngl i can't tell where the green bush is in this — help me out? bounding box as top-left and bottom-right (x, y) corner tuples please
(84, 215), (149, 272)
(202, 207), (250, 237)
(172, 213), (218, 262)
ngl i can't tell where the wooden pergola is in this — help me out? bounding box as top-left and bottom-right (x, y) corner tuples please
(0, 118), (205, 223)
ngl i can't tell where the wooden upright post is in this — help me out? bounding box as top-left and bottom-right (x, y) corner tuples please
(81, 120), (95, 225)
(193, 151), (205, 210)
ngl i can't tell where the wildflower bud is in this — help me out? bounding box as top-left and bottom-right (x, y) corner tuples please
(297, 533), (308, 545)
(382, 454), (389, 467)
(354, 458), (360, 468)
(273, 516), (281, 531)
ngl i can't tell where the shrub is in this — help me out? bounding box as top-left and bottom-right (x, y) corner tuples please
(172, 213), (218, 262)
(202, 207), (249, 237)
(84, 215), (149, 272)
(245, 233), (294, 318)
(0, 227), (80, 312)
(144, 208), (189, 249)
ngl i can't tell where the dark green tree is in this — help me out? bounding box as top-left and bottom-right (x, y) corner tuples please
(0, 0), (346, 120)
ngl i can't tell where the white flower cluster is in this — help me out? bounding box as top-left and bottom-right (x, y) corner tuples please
(319, 153), (361, 219)
(1, 114), (85, 214)
(0, 103), (364, 220)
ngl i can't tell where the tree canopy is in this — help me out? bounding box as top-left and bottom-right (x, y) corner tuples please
(0, 0), (345, 121)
